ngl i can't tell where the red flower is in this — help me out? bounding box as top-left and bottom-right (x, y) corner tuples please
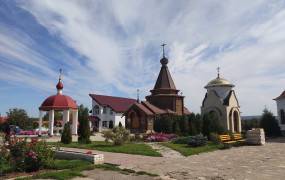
(86, 151), (92, 155)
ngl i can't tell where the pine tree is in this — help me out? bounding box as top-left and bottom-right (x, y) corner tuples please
(78, 105), (91, 144)
(61, 122), (72, 144)
(260, 108), (281, 137)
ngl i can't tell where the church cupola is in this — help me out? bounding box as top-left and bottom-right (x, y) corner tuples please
(146, 44), (184, 115)
(205, 67), (234, 99)
(56, 69), (63, 95)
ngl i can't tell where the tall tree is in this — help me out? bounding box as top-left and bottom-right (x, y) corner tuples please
(6, 108), (32, 130)
(260, 108), (281, 137)
(78, 104), (91, 143)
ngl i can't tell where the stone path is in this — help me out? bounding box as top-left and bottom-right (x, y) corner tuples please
(148, 143), (184, 158)
(62, 138), (285, 180)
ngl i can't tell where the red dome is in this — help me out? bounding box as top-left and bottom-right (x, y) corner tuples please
(56, 81), (63, 90)
(39, 94), (77, 111)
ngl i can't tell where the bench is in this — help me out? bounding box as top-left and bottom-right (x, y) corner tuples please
(218, 134), (236, 144)
(232, 133), (245, 142)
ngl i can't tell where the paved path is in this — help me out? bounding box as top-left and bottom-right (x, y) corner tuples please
(148, 143), (184, 158)
(63, 138), (285, 180)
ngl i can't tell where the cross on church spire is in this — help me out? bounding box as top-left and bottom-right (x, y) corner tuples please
(161, 43), (166, 57)
(217, 67), (220, 78)
(137, 89), (140, 103)
(59, 68), (63, 81)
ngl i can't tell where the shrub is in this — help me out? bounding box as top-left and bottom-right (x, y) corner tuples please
(187, 134), (207, 147)
(3, 136), (54, 173)
(102, 126), (130, 146)
(209, 133), (220, 144)
(78, 105), (91, 144)
(172, 136), (190, 144)
(61, 123), (72, 144)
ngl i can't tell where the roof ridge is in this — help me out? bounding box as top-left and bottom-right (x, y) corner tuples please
(89, 94), (136, 100)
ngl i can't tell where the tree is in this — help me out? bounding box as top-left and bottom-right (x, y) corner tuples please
(6, 108), (32, 130)
(179, 115), (189, 135)
(202, 112), (225, 138)
(78, 104), (91, 144)
(260, 109), (281, 137)
(61, 122), (72, 144)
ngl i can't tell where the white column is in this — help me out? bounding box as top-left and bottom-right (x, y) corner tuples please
(39, 110), (43, 136)
(238, 115), (242, 132)
(72, 110), (78, 135)
(49, 110), (55, 136)
(63, 110), (70, 126)
(231, 114), (235, 133)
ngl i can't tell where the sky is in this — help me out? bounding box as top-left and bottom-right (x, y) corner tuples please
(0, 0), (285, 117)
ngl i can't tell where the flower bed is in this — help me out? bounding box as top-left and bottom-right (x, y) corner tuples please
(0, 136), (54, 174)
(145, 133), (177, 142)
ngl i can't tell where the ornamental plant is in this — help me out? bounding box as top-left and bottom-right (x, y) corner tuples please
(187, 134), (207, 147)
(3, 136), (54, 173)
(145, 133), (177, 142)
(102, 126), (130, 145)
(61, 122), (72, 144)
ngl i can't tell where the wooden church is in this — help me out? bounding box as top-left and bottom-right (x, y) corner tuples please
(124, 46), (191, 133)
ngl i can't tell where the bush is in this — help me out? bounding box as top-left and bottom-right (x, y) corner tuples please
(209, 133), (220, 144)
(260, 109), (281, 137)
(102, 126), (130, 146)
(172, 136), (190, 144)
(187, 134), (207, 147)
(61, 123), (72, 144)
(2, 136), (54, 173)
(78, 105), (91, 144)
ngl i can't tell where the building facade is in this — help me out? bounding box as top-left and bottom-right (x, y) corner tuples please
(124, 49), (191, 134)
(201, 70), (241, 132)
(274, 90), (285, 135)
(89, 94), (136, 132)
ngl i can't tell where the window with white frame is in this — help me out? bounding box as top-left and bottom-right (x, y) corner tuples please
(102, 121), (108, 127)
(93, 105), (100, 115)
(103, 107), (107, 114)
(110, 110), (113, 115)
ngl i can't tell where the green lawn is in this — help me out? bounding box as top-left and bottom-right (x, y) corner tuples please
(16, 160), (94, 180)
(16, 160), (158, 180)
(161, 142), (222, 156)
(52, 141), (162, 157)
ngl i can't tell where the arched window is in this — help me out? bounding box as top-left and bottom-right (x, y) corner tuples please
(280, 109), (285, 124)
(93, 105), (100, 115)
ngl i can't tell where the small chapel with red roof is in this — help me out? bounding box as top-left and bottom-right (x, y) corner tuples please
(38, 70), (78, 136)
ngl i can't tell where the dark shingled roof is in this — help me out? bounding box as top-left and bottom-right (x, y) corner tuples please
(153, 57), (176, 90)
(141, 101), (166, 114)
(274, 90), (285, 100)
(89, 94), (136, 113)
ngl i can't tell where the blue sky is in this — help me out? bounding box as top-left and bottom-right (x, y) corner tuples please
(0, 0), (285, 117)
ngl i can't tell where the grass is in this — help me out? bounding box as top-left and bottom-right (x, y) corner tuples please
(52, 141), (162, 157)
(161, 142), (223, 156)
(16, 160), (94, 180)
(95, 163), (159, 177)
(16, 160), (158, 180)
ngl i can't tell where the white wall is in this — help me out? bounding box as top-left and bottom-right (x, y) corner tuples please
(91, 99), (126, 131)
(276, 98), (285, 131)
